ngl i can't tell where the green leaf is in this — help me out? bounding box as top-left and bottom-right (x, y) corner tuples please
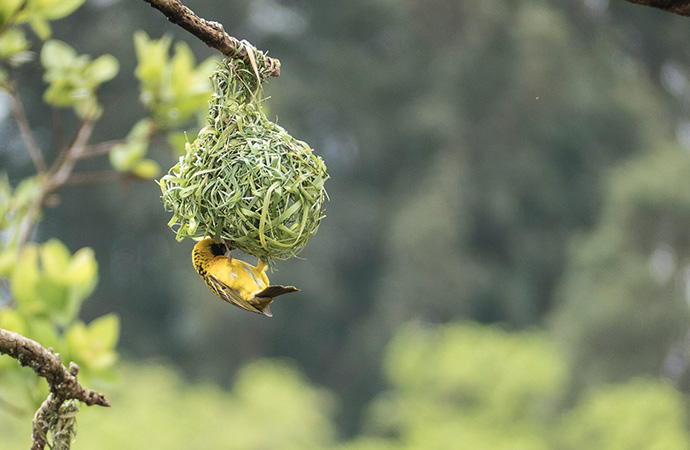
(133, 31), (216, 128)
(9, 0), (84, 27)
(85, 54), (119, 83)
(0, 28), (29, 62)
(131, 116), (152, 134)
(0, 309), (27, 335)
(87, 313), (120, 354)
(109, 139), (147, 171)
(63, 246), (99, 324)
(29, 16), (51, 40)
(64, 320), (88, 359)
(132, 159), (161, 179)
(167, 131), (189, 156)
(65, 315), (119, 372)
(41, 40), (116, 118)
(73, 95), (102, 120)
(13, 175), (41, 209)
(34, 276), (68, 314)
(8, 240), (99, 325)
(0, 248), (14, 276)
(34, 240), (73, 318)
(35, 0), (85, 20)
(0, 1), (24, 26)
(39, 238), (71, 281)
(10, 246), (43, 314)
(134, 31), (171, 90)
(26, 317), (61, 351)
(170, 41), (195, 94)
(41, 40), (76, 70)
(109, 119), (153, 171)
(64, 246), (98, 301)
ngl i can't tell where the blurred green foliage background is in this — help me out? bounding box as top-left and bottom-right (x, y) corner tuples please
(3, 0), (690, 448)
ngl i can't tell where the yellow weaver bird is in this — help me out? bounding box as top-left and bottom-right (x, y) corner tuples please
(192, 238), (299, 317)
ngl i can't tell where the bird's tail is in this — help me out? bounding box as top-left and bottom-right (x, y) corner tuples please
(256, 285), (300, 298)
(253, 285), (299, 317)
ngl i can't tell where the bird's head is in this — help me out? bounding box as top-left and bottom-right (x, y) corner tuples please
(209, 242), (226, 256)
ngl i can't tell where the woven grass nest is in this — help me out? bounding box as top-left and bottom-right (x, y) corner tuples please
(159, 51), (329, 262)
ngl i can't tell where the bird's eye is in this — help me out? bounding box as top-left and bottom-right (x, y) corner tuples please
(210, 243), (225, 256)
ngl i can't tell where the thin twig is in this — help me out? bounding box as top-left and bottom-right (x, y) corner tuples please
(65, 170), (138, 186)
(81, 138), (129, 158)
(15, 189), (44, 251)
(143, 0), (280, 76)
(7, 84), (47, 173)
(51, 107), (65, 156)
(48, 119), (95, 191)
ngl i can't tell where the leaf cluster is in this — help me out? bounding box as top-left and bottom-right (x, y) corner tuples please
(0, 0), (85, 81)
(134, 31), (218, 130)
(41, 40), (119, 120)
(107, 32), (220, 180)
(0, 238), (119, 412)
(0, 0), (84, 40)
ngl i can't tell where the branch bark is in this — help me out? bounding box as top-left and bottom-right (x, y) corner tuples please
(0, 328), (110, 450)
(624, 0), (690, 16)
(143, 0), (280, 76)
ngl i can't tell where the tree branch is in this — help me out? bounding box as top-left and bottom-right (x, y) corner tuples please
(142, 0), (280, 76)
(81, 138), (129, 158)
(47, 119), (95, 191)
(65, 170), (139, 186)
(0, 329), (110, 406)
(0, 328), (110, 450)
(7, 83), (47, 173)
(624, 0), (690, 16)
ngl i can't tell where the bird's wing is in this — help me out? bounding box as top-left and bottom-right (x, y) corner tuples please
(205, 273), (264, 315)
(255, 285), (300, 298)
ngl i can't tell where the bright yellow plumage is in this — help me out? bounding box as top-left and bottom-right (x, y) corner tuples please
(192, 238), (298, 317)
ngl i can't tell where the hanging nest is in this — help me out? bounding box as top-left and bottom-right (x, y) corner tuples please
(159, 47), (329, 262)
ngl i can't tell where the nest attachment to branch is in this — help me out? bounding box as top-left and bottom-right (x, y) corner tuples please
(159, 45), (329, 262)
